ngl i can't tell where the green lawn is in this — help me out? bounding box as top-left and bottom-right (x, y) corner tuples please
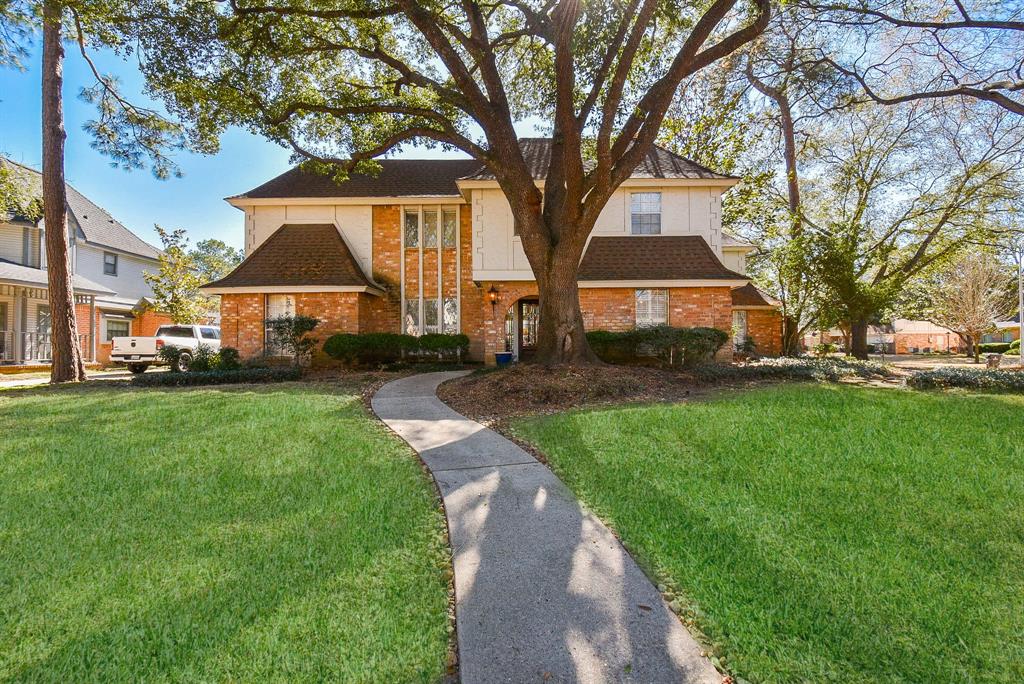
(514, 385), (1024, 683)
(0, 383), (449, 682)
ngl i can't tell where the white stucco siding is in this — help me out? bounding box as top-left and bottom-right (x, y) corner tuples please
(75, 243), (156, 300)
(471, 185), (728, 279)
(248, 204), (373, 276)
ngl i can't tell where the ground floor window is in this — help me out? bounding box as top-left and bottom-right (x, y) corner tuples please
(635, 289), (668, 327)
(404, 299), (420, 336)
(442, 297), (458, 334)
(104, 318), (130, 342)
(265, 294), (296, 355)
(423, 298), (439, 334)
(732, 310), (748, 349)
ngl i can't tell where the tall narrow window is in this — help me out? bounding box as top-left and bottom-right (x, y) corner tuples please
(630, 192), (662, 234)
(265, 294), (296, 355)
(423, 206), (439, 248)
(423, 299), (439, 334)
(732, 310), (748, 349)
(635, 289), (668, 327)
(404, 299), (420, 336)
(103, 251), (118, 276)
(442, 297), (459, 334)
(404, 209), (420, 248)
(442, 208), (457, 247)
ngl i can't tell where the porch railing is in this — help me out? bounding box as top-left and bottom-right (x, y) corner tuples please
(0, 331), (12, 363)
(17, 332), (93, 364)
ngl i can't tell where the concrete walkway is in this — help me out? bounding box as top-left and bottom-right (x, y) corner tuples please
(372, 372), (720, 684)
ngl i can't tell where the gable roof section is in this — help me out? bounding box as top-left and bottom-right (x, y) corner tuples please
(237, 160), (482, 199)
(203, 224), (376, 291)
(730, 283), (778, 308)
(461, 138), (736, 181)
(64, 184), (161, 259)
(233, 139), (735, 200)
(578, 236), (746, 282)
(1, 158), (161, 260)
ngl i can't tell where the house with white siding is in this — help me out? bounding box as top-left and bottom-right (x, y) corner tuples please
(0, 159), (170, 368)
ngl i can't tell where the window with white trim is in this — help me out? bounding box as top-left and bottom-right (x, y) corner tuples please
(265, 294), (296, 355)
(401, 205), (461, 336)
(442, 208), (458, 247)
(404, 299), (420, 336)
(423, 206), (439, 248)
(442, 297), (459, 334)
(630, 192), (662, 234)
(103, 251), (118, 276)
(403, 209), (420, 247)
(635, 289), (668, 327)
(423, 298), (439, 334)
(104, 318), (130, 342)
(732, 310), (748, 349)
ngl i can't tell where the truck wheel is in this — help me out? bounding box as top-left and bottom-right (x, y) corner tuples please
(176, 352), (192, 373)
(127, 363), (149, 375)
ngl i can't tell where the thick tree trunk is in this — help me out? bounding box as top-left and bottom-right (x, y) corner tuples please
(782, 315), (802, 356)
(42, 0), (86, 383)
(531, 241), (599, 367)
(850, 317), (869, 360)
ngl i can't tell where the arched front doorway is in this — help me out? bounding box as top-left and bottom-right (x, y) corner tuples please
(503, 297), (539, 361)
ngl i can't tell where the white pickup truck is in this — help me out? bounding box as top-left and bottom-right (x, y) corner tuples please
(111, 324), (221, 374)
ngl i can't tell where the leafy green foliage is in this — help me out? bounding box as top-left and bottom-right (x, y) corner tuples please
(187, 342), (218, 372)
(0, 384), (449, 680)
(691, 357), (893, 383)
(131, 366), (301, 387)
(217, 346), (241, 370)
(515, 386), (1024, 682)
(144, 226), (212, 324)
(323, 332), (469, 366)
(156, 343), (183, 372)
(907, 367), (1024, 392)
(191, 239), (243, 284)
(0, 160), (43, 223)
(265, 315), (319, 366)
(585, 326), (728, 368)
(978, 342), (1013, 354)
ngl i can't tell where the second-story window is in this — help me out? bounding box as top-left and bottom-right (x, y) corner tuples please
(103, 251), (118, 276)
(404, 209), (420, 248)
(630, 192), (662, 234)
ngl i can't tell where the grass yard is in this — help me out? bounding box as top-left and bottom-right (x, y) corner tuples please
(0, 383), (450, 682)
(514, 385), (1024, 683)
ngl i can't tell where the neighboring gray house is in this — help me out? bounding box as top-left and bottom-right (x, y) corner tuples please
(1, 159), (164, 366)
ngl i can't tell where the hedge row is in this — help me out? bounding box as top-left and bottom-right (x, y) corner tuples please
(131, 367), (302, 387)
(323, 332), (470, 366)
(907, 367), (1024, 392)
(978, 342), (1013, 354)
(692, 357), (894, 383)
(586, 326), (728, 368)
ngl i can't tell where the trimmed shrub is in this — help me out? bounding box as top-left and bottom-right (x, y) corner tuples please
(131, 367), (302, 387)
(585, 326), (728, 368)
(978, 342), (1012, 354)
(323, 332), (468, 366)
(692, 357), (894, 383)
(157, 345), (184, 372)
(907, 367), (1024, 392)
(189, 343), (218, 372)
(218, 347), (242, 370)
(812, 342), (837, 357)
(1003, 339), (1020, 356)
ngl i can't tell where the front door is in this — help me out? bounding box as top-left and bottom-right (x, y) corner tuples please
(518, 299), (539, 360)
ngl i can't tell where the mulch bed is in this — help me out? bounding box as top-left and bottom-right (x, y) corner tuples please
(436, 363), (704, 423)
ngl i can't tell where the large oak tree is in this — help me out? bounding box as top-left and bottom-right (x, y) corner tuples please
(130, 0), (771, 365)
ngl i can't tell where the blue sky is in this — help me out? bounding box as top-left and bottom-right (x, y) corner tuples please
(0, 42), (474, 251)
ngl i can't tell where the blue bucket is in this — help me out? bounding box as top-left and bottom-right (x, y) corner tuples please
(494, 352), (514, 367)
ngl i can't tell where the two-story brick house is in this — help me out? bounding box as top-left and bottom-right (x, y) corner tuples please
(204, 139), (782, 363)
(0, 159), (171, 368)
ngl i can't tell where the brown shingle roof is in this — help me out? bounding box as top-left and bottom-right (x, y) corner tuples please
(204, 224), (374, 289)
(235, 139), (734, 199)
(578, 236), (746, 282)
(238, 160), (481, 199)
(731, 283), (776, 307)
(461, 138), (736, 181)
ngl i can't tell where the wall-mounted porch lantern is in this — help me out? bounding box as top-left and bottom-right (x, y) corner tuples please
(487, 285), (499, 308)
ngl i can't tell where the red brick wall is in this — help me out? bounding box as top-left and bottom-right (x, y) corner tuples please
(460, 206), (485, 360)
(370, 205), (402, 333)
(93, 307), (172, 366)
(895, 332), (961, 354)
(743, 308), (782, 357)
(220, 293), (264, 357)
(472, 284), (736, 364)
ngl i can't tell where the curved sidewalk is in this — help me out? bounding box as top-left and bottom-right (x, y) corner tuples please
(372, 372), (719, 684)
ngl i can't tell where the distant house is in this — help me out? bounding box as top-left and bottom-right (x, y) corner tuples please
(202, 138), (784, 363)
(982, 313), (1021, 344)
(1, 159), (172, 368)
(804, 319), (963, 354)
